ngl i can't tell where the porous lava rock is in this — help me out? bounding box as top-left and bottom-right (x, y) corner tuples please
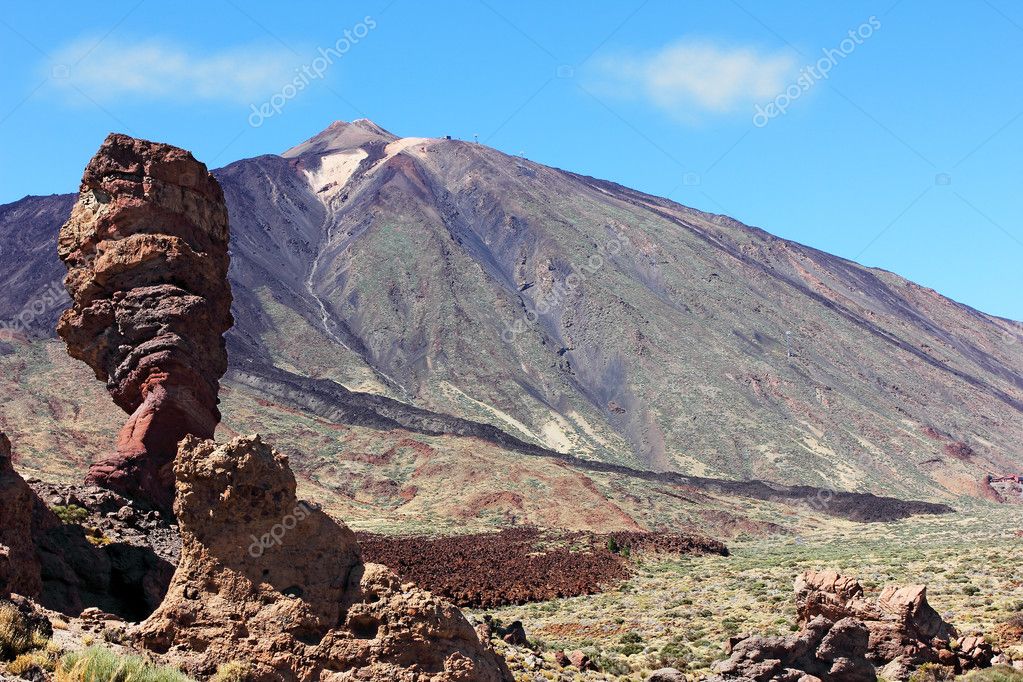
(134, 434), (512, 682)
(57, 133), (232, 511)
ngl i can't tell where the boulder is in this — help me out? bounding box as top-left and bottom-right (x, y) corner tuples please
(500, 620), (528, 646)
(713, 615), (874, 681)
(567, 649), (596, 671)
(957, 635), (995, 669)
(647, 668), (687, 681)
(877, 584), (954, 642)
(789, 569), (997, 680)
(57, 133), (233, 512)
(134, 434), (512, 681)
(795, 570), (875, 623)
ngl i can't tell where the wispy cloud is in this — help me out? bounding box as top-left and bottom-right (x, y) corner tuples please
(593, 38), (798, 122)
(47, 38), (300, 104)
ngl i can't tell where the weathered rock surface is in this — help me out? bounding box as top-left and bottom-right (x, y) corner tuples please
(134, 434), (512, 681)
(57, 133), (232, 511)
(0, 432), (43, 599)
(0, 432), (172, 619)
(712, 615), (874, 681)
(794, 570), (994, 680)
(715, 570), (1001, 681)
(567, 650), (596, 672)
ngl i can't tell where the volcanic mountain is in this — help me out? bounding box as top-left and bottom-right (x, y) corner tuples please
(1, 119), (1020, 515)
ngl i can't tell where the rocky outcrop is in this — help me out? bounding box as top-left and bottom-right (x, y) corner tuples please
(57, 133), (232, 511)
(795, 570), (994, 680)
(715, 570), (1001, 681)
(0, 433), (43, 599)
(712, 615), (875, 682)
(134, 434), (512, 681)
(1, 432), (173, 619)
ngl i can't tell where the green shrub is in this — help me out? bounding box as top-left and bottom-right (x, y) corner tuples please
(658, 642), (690, 668)
(56, 647), (194, 682)
(908, 662), (956, 682)
(211, 661), (252, 682)
(615, 642), (644, 656)
(51, 505), (89, 525)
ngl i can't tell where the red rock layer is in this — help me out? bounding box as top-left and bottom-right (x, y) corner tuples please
(57, 133), (232, 511)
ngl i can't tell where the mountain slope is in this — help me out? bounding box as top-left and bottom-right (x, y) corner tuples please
(1, 119), (1020, 503)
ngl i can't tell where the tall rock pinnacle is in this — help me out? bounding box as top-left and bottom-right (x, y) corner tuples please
(57, 133), (232, 511)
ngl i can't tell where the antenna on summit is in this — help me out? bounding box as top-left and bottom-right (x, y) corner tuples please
(473, 133), (479, 144)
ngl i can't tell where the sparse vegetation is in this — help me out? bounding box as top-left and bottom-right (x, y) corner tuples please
(51, 504), (89, 525)
(960, 667), (1023, 681)
(910, 662), (956, 681)
(211, 661), (252, 682)
(8, 646), (58, 675)
(0, 602), (48, 661)
(477, 506), (1023, 680)
(56, 647), (195, 682)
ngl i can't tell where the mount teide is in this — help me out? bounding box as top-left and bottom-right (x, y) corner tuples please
(1, 119), (1021, 505)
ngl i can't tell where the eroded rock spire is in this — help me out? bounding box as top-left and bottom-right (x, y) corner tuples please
(57, 133), (232, 510)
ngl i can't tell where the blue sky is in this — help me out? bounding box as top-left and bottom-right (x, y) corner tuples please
(2, 1), (1021, 320)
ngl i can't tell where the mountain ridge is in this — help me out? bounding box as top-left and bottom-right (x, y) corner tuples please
(1, 120), (1020, 506)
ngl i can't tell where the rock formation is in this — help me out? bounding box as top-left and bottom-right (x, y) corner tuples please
(737, 569), (995, 680)
(0, 432), (43, 599)
(57, 133), (232, 511)
(134, 434), (512, 682)
(712, 615), (875, 681)
(1, 430), (174, 618)
(714, 570), (1000, 680)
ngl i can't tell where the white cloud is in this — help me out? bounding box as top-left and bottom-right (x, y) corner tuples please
(594, 39), (798, 121)
(47, 38), (300, 104)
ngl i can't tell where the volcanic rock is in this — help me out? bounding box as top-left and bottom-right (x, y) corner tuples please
(711, 615), (874, 681)
(1, 433), (171, 619)
(793, 569), (995, 680)
(567, 650), (596, 671)
(57, 133), (232, 511)
(134, 434), (511, 681)
(795, 569), (875, 623)
(647, 668), (686, 681)
(876, 583), (954, 642)
(500, 620), (528, 646)
(0, 433), (43, 598)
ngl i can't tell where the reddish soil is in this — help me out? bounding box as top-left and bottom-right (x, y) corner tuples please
(944, 442), (975, 460)
(356, 527), (727, 608)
